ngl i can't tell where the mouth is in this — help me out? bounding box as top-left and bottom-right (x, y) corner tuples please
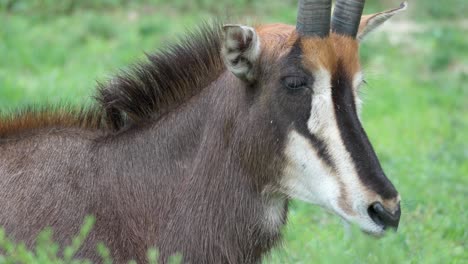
(336, 208), (388, 237)
(361, 225), (386, 237)
(351, 218), (386, 237)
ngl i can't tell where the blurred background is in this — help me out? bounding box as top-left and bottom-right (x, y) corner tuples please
(0, 0), (466, 263)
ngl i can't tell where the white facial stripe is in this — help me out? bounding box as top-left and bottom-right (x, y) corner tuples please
(281, 130), (340, 206)
(307, 69), (333, 134)
(281, 68), (384, 235)
(352, 71), (364, 89)
(352, 71), (364, 116)
(307, 69), (364, 212)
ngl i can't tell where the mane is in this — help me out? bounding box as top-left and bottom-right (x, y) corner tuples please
(0, 23), (226, 137)
(97, 22), (225, 130)
(0, 106), (103, 138)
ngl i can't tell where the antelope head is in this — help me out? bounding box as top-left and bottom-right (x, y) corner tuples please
(221, 0), (407, 236)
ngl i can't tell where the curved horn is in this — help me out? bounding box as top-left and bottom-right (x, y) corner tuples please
(296, 0), (332, 37)
(331, 0), (365, 37)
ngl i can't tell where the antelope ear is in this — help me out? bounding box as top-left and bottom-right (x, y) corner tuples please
(222, 24), (260, 83)
(357, 1), (408, 41)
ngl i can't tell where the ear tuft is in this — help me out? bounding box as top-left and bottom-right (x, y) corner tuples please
(222, 24), (260, 83)
(357, 1), (408, 41)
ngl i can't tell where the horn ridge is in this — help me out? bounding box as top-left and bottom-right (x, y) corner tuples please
(331, 0), (365, 38)
(296, 0), (332, 37)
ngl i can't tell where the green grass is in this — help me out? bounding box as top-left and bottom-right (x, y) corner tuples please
(1, 0), (466, 263)
(0, 216), (177, 263)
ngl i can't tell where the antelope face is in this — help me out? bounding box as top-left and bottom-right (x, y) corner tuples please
(277, 34), (401, 236)
(221, 0), (407, 236)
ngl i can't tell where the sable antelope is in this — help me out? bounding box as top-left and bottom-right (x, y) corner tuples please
(0, 0), (407, 263)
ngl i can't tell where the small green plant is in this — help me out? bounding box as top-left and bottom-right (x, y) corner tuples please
(0, 216), (95, 264)
(0, 216), (183, 263)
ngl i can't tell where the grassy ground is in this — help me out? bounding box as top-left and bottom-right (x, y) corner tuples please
(1, 0), (467, 263)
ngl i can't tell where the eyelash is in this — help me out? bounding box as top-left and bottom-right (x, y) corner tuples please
(282, 76), (307, 90)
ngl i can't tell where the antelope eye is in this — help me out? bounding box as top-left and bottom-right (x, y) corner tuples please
(282, 76), (307, 90)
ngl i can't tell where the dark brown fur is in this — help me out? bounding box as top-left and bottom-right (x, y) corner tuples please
(0, 23), (291, 263)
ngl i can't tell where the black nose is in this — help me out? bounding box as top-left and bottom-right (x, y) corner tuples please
(367, 202), (401, 230)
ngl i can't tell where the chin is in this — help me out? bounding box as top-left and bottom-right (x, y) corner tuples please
(361, 226), (386, 238)
(339, 214), (387, 238)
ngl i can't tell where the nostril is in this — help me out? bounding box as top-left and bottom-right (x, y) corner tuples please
(367, 202), (401, 230)
(368, 203), (386, 229)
